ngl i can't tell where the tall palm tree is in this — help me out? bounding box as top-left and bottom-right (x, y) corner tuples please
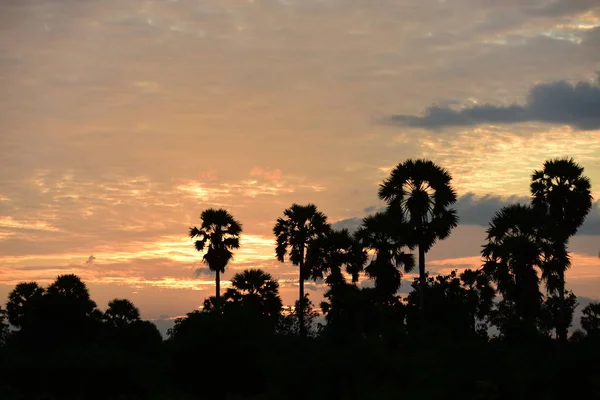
(378, 159), (458, 315)
(355, 212), (415, 300)
(482, 204), (549, 336)
(531, 157), (593, 342)
(305, 228), (366, 288)
(273, 203), (330, 336)
(224, 269), (283, 319)
(190, 208), (243, 300)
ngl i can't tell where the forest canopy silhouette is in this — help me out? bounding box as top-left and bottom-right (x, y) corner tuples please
(1, 157), (599, 400)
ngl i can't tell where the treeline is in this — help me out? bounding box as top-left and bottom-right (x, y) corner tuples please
(1, 157), (599, 400)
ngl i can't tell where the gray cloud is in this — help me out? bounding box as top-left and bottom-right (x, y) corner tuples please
(527, 0), (600, 17)
(455, 193), (529, 227)
(457, 193), (600, 235)
(331, 217), (364, 233)
(193, 267), (216, 278)
(389, 75), (600, 130)
(579, 202), (600, 236)
(332, 194), (600, 235)
(584, 27), (600, 46)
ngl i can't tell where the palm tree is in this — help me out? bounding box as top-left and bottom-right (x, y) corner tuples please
(531, 157), (593, 342)
(305, 228), (366, 288)
(105, 299), (141, 328)
(355, 212), (415, 300)
(6, 282), (45, 328)
(224, 269), (283, 319)
(273, 203), (330, 336)
(378, 159), (458, 315)
(190, 208), (243, 301)
(482, 204), (549, 337)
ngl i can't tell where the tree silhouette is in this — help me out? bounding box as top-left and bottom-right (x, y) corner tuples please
(305, 228), (366, 288)
(355, 212), (414, 300)
(105, 298), (141, 328)
(538, 291), (578, 338)
(277, 293), (321, 337)
(378, 159), (458, 318)
(0, 305), (8, 346)
(531, 157), (593, 342)
(482, 204), (548, 338)
(224, 269), (283, 320)
(6, 282), (45, 328)
(273, 203), (330, 336)
(459, 269), (495, 335)
(189, 208), (243, 301)
(404, 270), (494, 339)
(581, 302), (600, 337)
(45, 274), (97, 316)
(406, 271), (473, 338)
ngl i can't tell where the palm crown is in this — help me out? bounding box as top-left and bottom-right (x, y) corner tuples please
(224, 269), (282, 319)
(531, 157), (593, 240)
(274, 203), (330, 266)
(378, 159), (458, 251)
(355, 212), (415, 298)
(305, 228), (366, 287)
(190, 208), (242, 299)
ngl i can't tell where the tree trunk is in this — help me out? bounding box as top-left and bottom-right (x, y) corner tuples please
(419, 244), (426, 322)
(299, 245), (306, 337)
(216, 269), (220, 301)
(557, 270), (567, 343)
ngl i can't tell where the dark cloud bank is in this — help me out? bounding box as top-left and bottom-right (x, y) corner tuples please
(389, 74), (600, 130)
(332, 194), (600, 235)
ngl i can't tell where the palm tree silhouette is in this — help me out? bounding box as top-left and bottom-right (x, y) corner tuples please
(273, 203), (330, 336)
(355, 212), (415, 300)
(531, 157), (593, 342)
(482, 204), (548, 336)
(105, 299), (141, 328)
(378, 159), (458, 316)
(6, 282), (45, 328)
(190, 208), (243, 301)
(224, 269), (283, 319)
(305, 228), (366, 288)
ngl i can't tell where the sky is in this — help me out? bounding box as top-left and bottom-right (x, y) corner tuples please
(1, 0), (599, 326)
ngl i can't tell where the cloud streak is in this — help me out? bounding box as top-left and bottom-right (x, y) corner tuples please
(389, 75), (600, 130)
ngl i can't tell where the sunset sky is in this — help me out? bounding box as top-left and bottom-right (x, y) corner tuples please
(1, 0), (599, 326)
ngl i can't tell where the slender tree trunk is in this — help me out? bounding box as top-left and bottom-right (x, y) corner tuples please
(557, 269), (567, 343)
(419, 243), (426, 322)
(299, 245), (306, 337)
(216, 269), (220, 301)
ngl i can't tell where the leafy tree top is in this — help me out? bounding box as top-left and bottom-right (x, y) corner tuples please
(189, 208), (242, 273)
